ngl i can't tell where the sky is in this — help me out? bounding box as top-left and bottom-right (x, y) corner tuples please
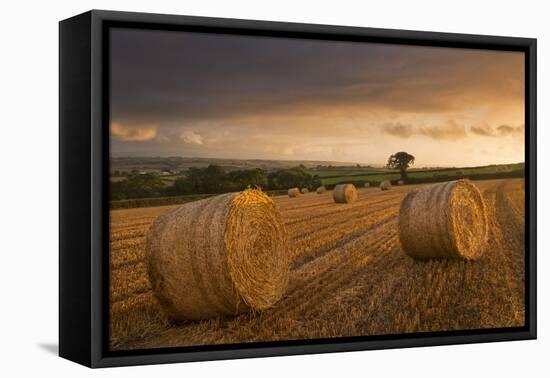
(110, 28), (525, 167)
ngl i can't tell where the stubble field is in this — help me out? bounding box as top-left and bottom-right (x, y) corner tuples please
(109, 178), (525, 351)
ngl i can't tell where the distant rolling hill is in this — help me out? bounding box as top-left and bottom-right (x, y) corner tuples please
(110, 156), (368, 175)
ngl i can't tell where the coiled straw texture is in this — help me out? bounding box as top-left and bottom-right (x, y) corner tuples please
(146, 189), (289, 321)
(333, 184), (357, 203)
(380, 180), (392, 190)
(288, 188), (300, 197)
(398, 180), (488, 260)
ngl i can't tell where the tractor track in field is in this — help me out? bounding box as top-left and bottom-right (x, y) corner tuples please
(279, 190), (400, 212)
(288, 197), (401, 240)
(288, 235), (399, 320)
(273, 231), (397, 319)
(111, 286), (152, 304)
(291, 213), (397, 268)
(283, 193), (403, 226)
(112, 257), (146, 270)
(110, 229), (148, 242)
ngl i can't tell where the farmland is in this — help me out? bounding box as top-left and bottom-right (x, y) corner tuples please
(109, 178), (525, 351)
(310, 163), (524, 186)
(109, 158), (524, 208)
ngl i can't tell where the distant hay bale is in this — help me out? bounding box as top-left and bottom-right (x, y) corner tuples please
(398, 180), (488, 260)
(301, 188), (309, 194)
(397, 180), (404, 185)
(316, 186), (326, 194)
(364, 182), (370, 188)
(380, 180), (392, 190)
(288, 188), (300, 197)
(333, 184), (357, 204)
(146, 189), (290, 321)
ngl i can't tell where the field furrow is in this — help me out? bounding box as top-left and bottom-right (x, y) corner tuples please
(291, 208), (397, 259)
(282, 192), (402, 225)
(267, 229), (397, 321)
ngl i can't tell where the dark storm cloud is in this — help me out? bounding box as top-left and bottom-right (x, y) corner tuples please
(418, 122), (468, 140)
(470, 125), (494, 136)
(383, 121), (467, 140)
(110, 28), (524, 127)
(470, 124), (524, 138)
(496, 124), (524, 137)
(383, 123), (414, 138)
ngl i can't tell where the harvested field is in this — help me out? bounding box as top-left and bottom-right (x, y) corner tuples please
(109, 178), (525, 351)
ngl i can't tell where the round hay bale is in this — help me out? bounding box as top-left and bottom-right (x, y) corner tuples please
(288, 188), (300, 197)
(316, 186), (326, 194)
(301, 188), (309, 194)
(364, 182), (370, 188)
(380, 180), (392, 191)
(397, 180), (404, 185)
(398, 180), (488, 260)
(146, 189), (290, 321)
(333, 184), (357, 204)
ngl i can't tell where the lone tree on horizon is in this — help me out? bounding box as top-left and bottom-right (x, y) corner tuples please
(387, 152), (415, 180)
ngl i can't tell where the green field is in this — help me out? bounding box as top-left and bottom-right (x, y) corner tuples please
(321, 173), (401, 185)
(110, 159), (524, 208)
(305, 167), (393, 178)
(315, 163), (524, 186)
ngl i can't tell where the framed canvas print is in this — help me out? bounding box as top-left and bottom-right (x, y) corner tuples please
(59, 10), (537, 368)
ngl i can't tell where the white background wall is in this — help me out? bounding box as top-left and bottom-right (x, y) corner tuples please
(0, 0), (547, 376)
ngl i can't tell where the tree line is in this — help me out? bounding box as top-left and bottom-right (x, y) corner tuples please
(111, 164), (322, 200)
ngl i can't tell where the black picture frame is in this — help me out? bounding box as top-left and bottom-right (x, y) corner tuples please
(59, 9), (537, 368)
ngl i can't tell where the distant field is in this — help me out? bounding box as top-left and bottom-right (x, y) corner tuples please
(113, 163), (524, 187)
(110, 193), (216, 210)
(110, 162), (524, 208)
(109, 178), (525, 351)
(306, 167), (393, 178)
(321, 173), (401, 185)
(318, 163), (524, 186)
(110, 156), (360, 175)
(110, 189), (290, 209)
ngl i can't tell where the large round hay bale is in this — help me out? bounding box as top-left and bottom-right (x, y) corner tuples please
(146, 189), (290, 321)
(333, 184), (357, 203)
(398, 180), (488, 260)
(301, 188), (309, 194)
(380, 180), (392, 190)
(364, 182), (370, 188)
(316, 186), (326, 194)
(288, 188), (300, 197)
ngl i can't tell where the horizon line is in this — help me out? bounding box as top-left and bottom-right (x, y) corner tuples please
(110, 155), (525, 169)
